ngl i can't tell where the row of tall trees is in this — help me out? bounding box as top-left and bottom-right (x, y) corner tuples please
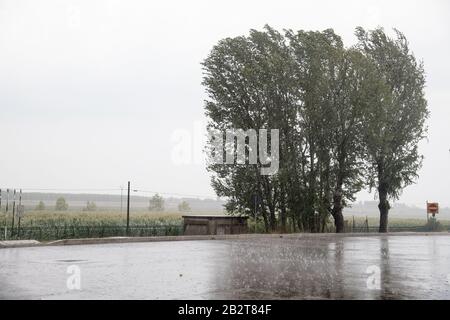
(35, 198), (97, 211)
(203, 26), (428, 233)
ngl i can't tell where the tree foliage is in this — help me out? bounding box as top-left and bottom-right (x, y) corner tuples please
(35, 201), (46, 211)
(149, 193), (165, 212)
(55, 197), (68, 211)
(83, 201), (97, 212)
(355, 27), (428, 232)
(203, 25), (428, 233)
(178, 201), (191, 212)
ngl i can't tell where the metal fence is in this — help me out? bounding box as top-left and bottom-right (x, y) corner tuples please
(352, 226), (433, 232)
(342, 216), (449, 233)
(2, 223), (448, 242)
(342, 223), (449, 233)
(0, 224), (183, 241)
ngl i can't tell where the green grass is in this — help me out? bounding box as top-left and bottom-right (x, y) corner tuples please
(1, 211), (448, 241)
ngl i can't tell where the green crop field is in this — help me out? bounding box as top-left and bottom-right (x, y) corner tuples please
(0, 211), (184, 241)
(1, 210), (183, 226)
(1, 211), (448, 242)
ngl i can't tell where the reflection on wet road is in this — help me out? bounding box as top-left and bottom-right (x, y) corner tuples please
(1, 234), (449, 299)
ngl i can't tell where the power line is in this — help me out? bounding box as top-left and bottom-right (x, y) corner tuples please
(0, 187), (220, 200)
(7, 188), (123, 192)
(130, 188), (218, 199)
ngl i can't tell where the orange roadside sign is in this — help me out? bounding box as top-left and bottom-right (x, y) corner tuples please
(427, 202), (439, 214)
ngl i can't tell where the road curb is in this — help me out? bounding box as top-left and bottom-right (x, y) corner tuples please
(1, 231), (448, 249)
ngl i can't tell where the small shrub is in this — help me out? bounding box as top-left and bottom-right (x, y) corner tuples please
(149, 193), (165, 212)
(423, 217), (443, 232)
(83, 201), (97, 212)
(35, 201), (46, 211)
(55, 197), (68, 211)
(178, 201), (191, 212)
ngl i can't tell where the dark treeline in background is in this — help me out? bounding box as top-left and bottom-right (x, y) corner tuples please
(203, 26), (428, 233)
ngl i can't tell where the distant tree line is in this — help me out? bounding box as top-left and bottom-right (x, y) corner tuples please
(33, 195), (191, 214)
(203, 26), (428, 233)
(149, 193), (165, 212)
(148, 194), (191, 212)
(35, 198), (97, 212)
(178, 200), (191, 212)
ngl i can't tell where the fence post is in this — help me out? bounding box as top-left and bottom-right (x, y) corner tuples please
(352, 216), (355, 233)
(126, 181), (130, 236)
(5, 189), (9, 228)
(11, 189), (16, 238)
(17, 189), (22, 239)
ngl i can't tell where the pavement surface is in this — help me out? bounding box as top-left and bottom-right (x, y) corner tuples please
(1, 233), (450, 299)
(0, 240), (41, 248)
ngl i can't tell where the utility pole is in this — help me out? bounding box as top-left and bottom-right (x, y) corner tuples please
(126, 181), (130, 236)
(0, 189), (1, 240)
(11, 189), (16, 238)
(0, 189), (3, 240)
(5, 189), (9, 240)
(17, 189), (22, 239)
(6, 189), (9, 214)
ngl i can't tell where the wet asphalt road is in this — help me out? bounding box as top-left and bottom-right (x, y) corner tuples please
(1, 234), (450, 299)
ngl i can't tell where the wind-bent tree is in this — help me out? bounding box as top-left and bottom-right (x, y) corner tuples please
(356, 27), (428, 232)
(286, 29), (338, 232)
(203, 25), (427, 233)
(203, 26), (292, 232)
(203, 26), (368, 233)
(326, 49), (373, 233)
(282, 29), (367, 232)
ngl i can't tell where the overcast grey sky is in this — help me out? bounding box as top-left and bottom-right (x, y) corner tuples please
(1, 0), (449, 206)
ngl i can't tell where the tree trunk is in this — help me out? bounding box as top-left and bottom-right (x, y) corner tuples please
(279, 192), (287, 233)
(333, 209), (345, 233)
(321, 216), (327, 233)
(378, 183), (390, 233)
(269, 207), (277, 232)
(291, 215), (296, 232)
(331, 185), (345, 233)
(261, 207), (269, 233)
(297, 211), (304, 232)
